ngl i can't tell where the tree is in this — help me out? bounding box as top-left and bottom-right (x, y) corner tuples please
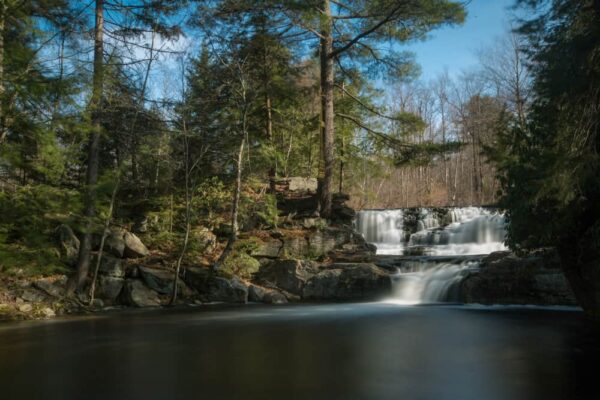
(72, 0), (183, 293)
(312, 0), (466, 216)
(495, 0), (600, 320)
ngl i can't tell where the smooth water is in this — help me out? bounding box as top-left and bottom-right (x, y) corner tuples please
(0, 304), (597, 400)
(357, 207), (508, 303)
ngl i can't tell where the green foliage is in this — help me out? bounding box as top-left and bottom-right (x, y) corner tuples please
(494, 0), (600, 257)
(220, 241), (261, 279)
(0, 185), (80, 247)
(239, 191), (279, 230)
(0, 185), (78, 276)
(193, 177), (230, 218)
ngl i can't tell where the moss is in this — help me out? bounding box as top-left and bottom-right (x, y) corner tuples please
(221, 252), (261, 279)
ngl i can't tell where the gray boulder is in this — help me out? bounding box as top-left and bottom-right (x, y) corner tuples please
(248, 284), (288, 304)
(256, 259), (318, 296)
(21, 289), (48, 303)
(184, 268), (248, 303)
(123, 232), (150, 258)
(97, 276), (125, 303)
(102, 229), (127, 258)
(95, 255), (126, 278)
(33, 276), (67, 298)
(251, 238), (282, 258)
(206, 277), (248, 303)
(459, 251), (577, 305)
(303, 263), (392, 301)
(121, 279), (161, 307)
(139, 266), (174, 295)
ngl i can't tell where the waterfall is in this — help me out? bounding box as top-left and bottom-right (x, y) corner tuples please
(355, 207), (508, 303)
(386, 259), (479, 305)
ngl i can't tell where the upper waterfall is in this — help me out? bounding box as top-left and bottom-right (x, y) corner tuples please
(356, 207), (507, 256)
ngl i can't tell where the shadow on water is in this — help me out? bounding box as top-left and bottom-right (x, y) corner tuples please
(0, 303), (599, 400)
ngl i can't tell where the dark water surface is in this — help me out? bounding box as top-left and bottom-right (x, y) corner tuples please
(1, 303), (599, 400)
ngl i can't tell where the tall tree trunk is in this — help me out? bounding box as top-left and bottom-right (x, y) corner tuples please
(338, 135), (344, 193)
(319, 0), (334, 217)
(73, 0), (104, 293)
(0, 0), (6, 144)
(266, 93), (276, 190)
(170, 133), (191, 305)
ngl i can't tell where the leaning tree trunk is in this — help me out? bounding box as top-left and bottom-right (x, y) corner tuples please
(319, 0), (334, 218)
(73, 0), (104, 293)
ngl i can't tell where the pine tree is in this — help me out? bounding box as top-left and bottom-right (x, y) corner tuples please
(495, 0), (600, 320)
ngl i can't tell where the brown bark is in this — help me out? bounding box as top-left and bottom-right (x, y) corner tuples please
(319, 0), (334, 217)
(73, 0), (104, 293)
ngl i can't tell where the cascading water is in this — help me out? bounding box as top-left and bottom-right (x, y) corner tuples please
(355, 207), (508, 304)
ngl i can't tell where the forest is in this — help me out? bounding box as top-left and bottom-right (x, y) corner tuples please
(0, 0), (598, 319)
(1, 1), (600, 399)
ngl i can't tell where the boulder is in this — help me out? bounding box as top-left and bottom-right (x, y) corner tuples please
(329, 234), (377, 263)
(307, 228), (351, 256)
(248, 284), (288, 304)
(288, 177), (318, 192)
(251, 238), (282, 258)
(97, 276), (125, 303)
(303, 263), (392, 301)
(33, 276), (67, 298)
(184, 267), (212, 290)
(139, 266), (174, 295)
(95, 255), (126, 278)
(255, 259), (318, 296)
(57, 224), (79, 266)
(18, 304), (33, 313)
(21, 289), (48, 303)
(121, 279), (161, 307)
(205, 277), (248, 303)
(459, 251), (577, 305)
(184, 268), (248, 303)
(123, 232), (150, 258)
(41, 307), (56, 318)
(102, 230), (126, 258)
(281, 236), (309, 258)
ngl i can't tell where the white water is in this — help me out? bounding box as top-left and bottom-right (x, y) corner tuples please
(356, 207), (508, 303)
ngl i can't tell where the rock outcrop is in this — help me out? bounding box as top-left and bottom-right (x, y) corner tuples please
(303, 263), (392, 301)
(255, 259), (392, 301)
(121, 279), (161, 307)
(459, 251), (577, 306)
(248, 285), (288, 304)
(255, 259), (319, 296)
(249, 226), (375, 262)
(184, 268), (248, 303)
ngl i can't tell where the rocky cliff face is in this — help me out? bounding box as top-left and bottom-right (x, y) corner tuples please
(459, 251), (577, 306)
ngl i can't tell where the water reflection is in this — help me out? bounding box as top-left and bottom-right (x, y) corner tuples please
(0, 304), (598, 400)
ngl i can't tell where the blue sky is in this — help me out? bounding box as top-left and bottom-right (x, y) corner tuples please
(406, 0), (517, 81)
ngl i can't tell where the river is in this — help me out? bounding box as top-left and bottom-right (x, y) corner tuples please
(0, 303), (599, 400)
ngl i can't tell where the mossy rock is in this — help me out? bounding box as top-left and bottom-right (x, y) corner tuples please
(221, 253), (261, 279)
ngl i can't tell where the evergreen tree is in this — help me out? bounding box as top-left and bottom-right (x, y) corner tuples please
(494, 0), (600, 319)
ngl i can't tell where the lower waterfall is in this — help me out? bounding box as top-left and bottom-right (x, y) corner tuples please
(356, 207), (508, 303)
